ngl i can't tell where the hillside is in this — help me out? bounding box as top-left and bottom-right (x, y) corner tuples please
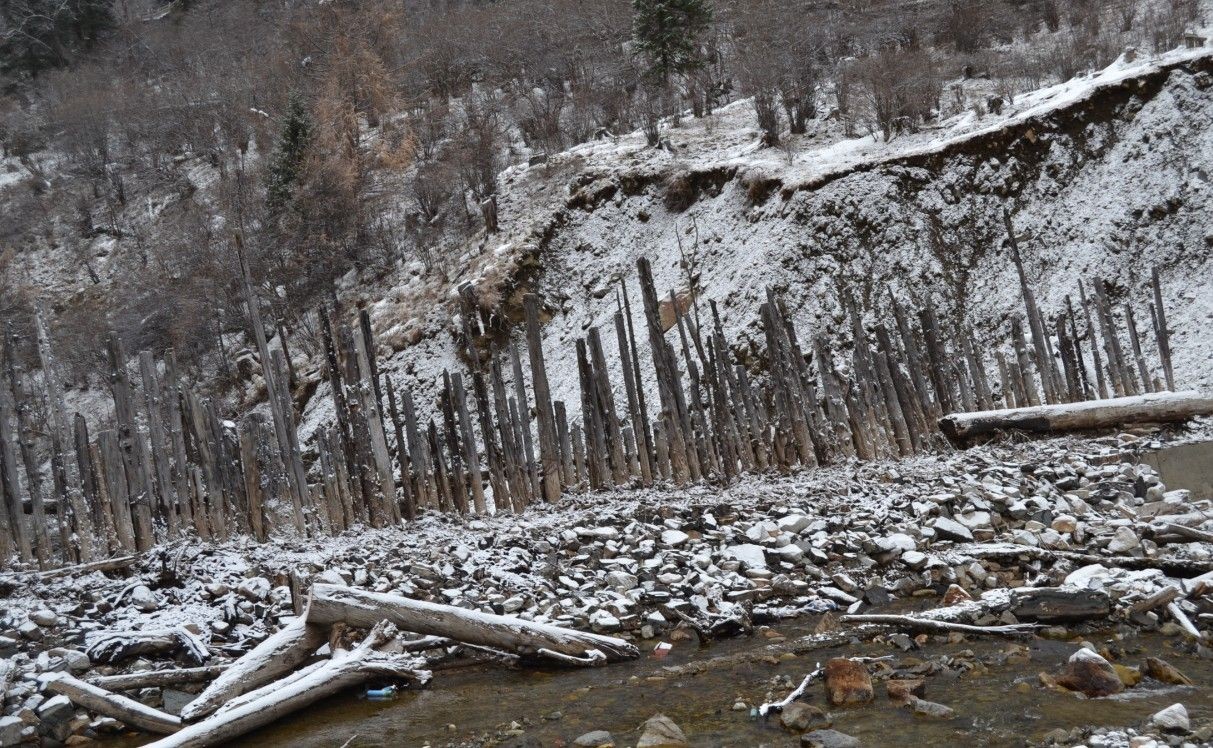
(301, 45), (1213, 441)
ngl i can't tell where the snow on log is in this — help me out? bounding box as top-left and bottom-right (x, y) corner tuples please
(90, 665), (231, 692)
(308, 584), (640, 663)
(144, 623), (431, 748)
(939, 391), (1213, 442)
(41, 672), (183, 734)
(179, 607), (327, 722)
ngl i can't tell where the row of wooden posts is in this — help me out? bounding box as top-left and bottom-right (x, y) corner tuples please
(0, 245), (1181, 569)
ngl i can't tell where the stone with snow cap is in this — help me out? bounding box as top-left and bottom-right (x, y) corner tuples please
(726, 544), (768, 569)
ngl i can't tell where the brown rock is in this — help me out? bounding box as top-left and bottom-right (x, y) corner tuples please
(886, 678), (926, 703)
(940, 584), (973, 607)
(1053, 648), (1125, 697)
(1142, 657), (1195, 686)
(780, 702), (828, 732)
(825, 658), (874, 707)
(1113, 664), (1142, 688)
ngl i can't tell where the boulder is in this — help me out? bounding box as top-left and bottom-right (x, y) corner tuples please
(824, 658), (873, 706)
(933, 518), (973, 542)
(660, 530), (689, 547)
(637, 714), (689, 747)
(0, 716), (25, 746)
(1150, 703), (1189, 733)
(29, 610), (59, 628)
(1142, 657), (1194, 686)
(726, 544), (767, 569)
(780, 702), (828, 732)
(1107, 526), (1140, 554)
(801, 729), (860, 748)
(1051, 648), (1124, 697)
(129, 585), (161, 613)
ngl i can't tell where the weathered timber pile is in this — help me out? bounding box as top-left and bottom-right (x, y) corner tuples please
(1, 433), (1212, 743)
(0, 237), (1194, 572)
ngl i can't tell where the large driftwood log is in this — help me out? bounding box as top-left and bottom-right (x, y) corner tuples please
(145, 622), (431, 748)
(42, 672), (182, 734)
(90, 665), (230, 692)
(309, 584), (639, 663)
(85, 627), (210, 666)
(939, 391), (1213, 442)
(180, 608), (327, 722)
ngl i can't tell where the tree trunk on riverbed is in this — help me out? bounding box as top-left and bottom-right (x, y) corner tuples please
(308, 583), (639, 663)
(145, 623), (430, 748)
(939, 391), (1213, 443)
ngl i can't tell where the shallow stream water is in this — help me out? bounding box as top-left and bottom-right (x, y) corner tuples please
(229, 624), (1213, 747)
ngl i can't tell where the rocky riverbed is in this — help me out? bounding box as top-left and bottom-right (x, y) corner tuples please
(2, 425), (1213, 746)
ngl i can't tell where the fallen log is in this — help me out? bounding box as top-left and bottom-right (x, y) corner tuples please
(309, 584), (639, 663)
(145, 622), (431, 748)
(1009, 587), (1111, 622)
(1125, 586), (1180, 615)
(840, 614), (1038, 638)
(41, 672), (182, 734)
(90, 665), (230, 692)
(86, 627), (210, 666)
(0, 554), (140, 583)
(180, 606), (327, 722)
(954, 542), (1213, 576)
(939, 391), (1213, 442)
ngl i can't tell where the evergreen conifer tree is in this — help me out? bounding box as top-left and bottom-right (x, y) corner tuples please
(631, 0), (713, 83)
(267, 93), (312, 210)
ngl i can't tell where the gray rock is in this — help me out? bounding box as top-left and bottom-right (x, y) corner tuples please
(29, 610), (59, 628)
(37, 694), (75, 725)
(955, 511), (991, 530)
(1107, 526), (1140, 554)
(1150, 703), (1189, 733)
(573, 730), (616, 747)
(18, 621), (43, 641)
(130, 585), (161, 612)
(161, 689), (195, 716)
(801, 729), (860, 748)
(904, 696), (954, 719)
(637, 714), (688, 747)
(0, 716), (24, 746)
(660, 530), (689, 547)
(605, 571), (638, 591)
(589, 610), (621, 633)
(726, 544), (767, 569)
(237, 577), (271, 601)
(779, 515), (812, 534)
(932, 517), (973, 542)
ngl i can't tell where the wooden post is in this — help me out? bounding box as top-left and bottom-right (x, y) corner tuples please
(1151, 268), (1175, 390)
(523, 295), (562, 502)
(33, 307), (94, 562)
(237, 242), (307, 535)
(383, 378), (417, 522)
(137, 352), (178, 538)
(0, 393), (32, 563)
